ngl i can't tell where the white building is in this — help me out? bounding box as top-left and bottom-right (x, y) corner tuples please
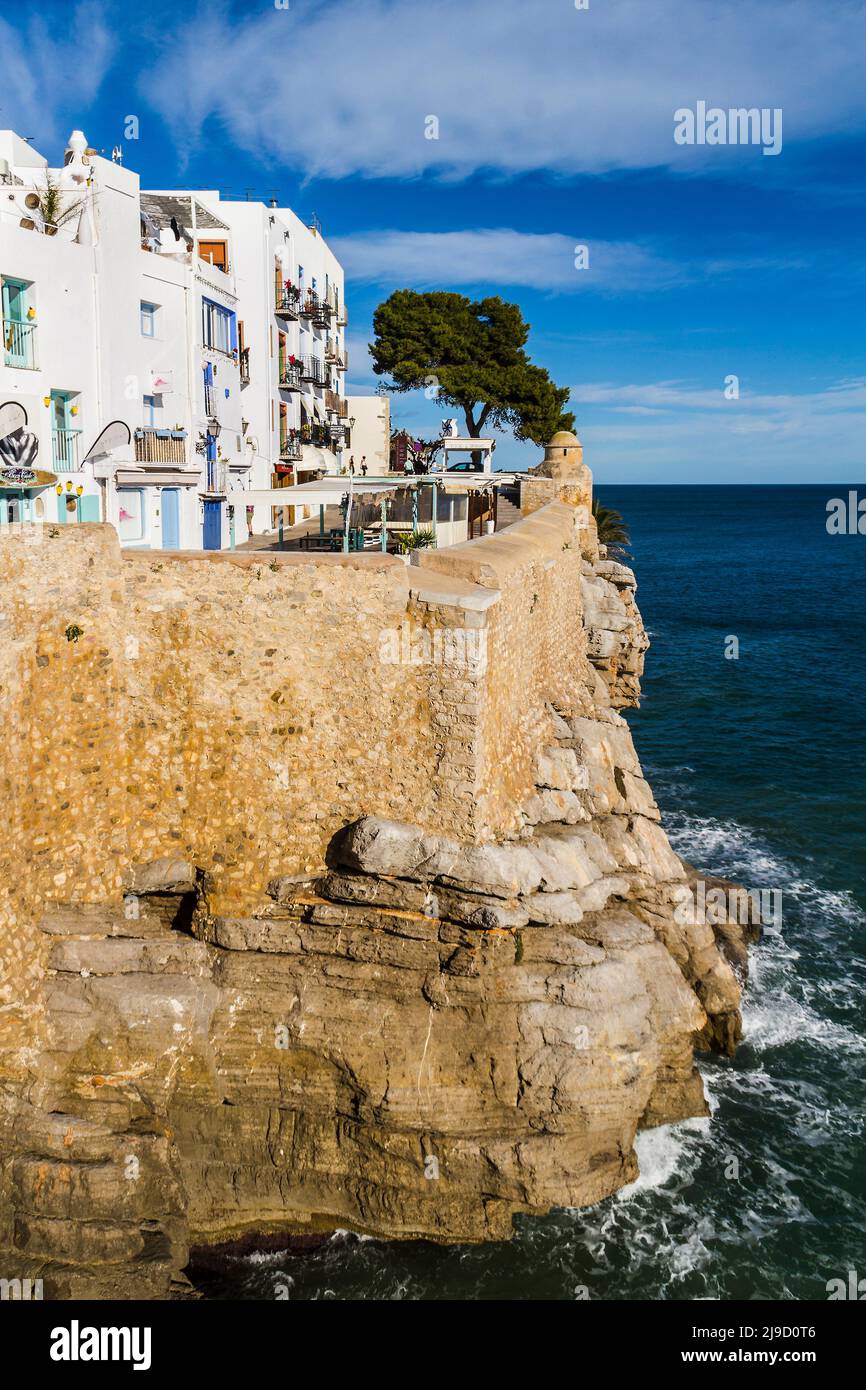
(164, 193), (349, 537)
(0, 128), (349, 548)
(345, 395), (390, 475)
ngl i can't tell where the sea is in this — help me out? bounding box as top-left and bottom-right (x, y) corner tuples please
(201, 484), (865, 1301)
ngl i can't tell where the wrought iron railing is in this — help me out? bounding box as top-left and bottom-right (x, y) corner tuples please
(279, 362), (302, 389)
(275, 287), (301, 318)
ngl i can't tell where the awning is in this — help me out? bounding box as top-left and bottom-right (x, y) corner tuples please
(243, 479), (402, 509)
(115, 469), (199, 487)
(297, 445), (335, 472)
(0, 466), (56, 492)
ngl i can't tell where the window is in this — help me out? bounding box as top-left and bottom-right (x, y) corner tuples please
(2, 276), (36, 368)
(201, 297), (236, 354)
(198, 241), (228, 271)
(203, 365), (215, 417)
(117, 489), (144, 542)
(140, 301), (158, 336)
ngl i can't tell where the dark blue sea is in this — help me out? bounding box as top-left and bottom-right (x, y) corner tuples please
(204, 485), (866, 1301)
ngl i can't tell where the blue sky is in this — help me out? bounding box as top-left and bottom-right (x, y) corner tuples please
(3, 0), (865, 481)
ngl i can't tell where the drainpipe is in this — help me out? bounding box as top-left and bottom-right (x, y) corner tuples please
(430, 478), (438, 547)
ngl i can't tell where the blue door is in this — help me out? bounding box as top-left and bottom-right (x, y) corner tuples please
(203, 498), (222, 550)
(162, 488), (180, 549)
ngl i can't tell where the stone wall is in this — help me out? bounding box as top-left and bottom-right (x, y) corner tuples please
(0, 504), (590, 1067)
(0, 495), (751, 1297)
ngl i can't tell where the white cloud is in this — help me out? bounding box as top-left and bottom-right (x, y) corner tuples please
(570, 378), (866, 481)
(571, 378), (866, 415)
(0, 3), (114, 148)
(140, 0), (866, 180)
(330, 230), (684, 292)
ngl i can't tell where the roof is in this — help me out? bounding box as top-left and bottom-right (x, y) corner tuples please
(140, 192), (229, 233)
(547, 430), (580, 447)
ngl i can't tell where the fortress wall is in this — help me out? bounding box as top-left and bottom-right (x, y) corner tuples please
(415, 501), (588, 835)
(0, 502), (584, 1064)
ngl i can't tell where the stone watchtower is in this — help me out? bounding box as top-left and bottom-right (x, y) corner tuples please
(522, 429), (593, 518)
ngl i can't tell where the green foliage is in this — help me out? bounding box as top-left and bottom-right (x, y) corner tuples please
(397, 527), (436, 554)
(64, 624), (83, 643)
(592, 497), (630, 553)
(370, 290), (574, 445)
(37, 175), (82, 231)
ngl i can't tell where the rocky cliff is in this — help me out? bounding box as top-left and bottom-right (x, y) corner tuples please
(0, 479), (748, 1299)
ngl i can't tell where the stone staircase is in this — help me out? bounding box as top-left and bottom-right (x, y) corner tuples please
(495, 496), (522, 530)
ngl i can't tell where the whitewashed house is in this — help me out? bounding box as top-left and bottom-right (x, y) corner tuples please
(1, 128), (349, 548)
(184, 193), (349, 536)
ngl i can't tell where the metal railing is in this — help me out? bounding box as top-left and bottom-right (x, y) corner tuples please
(300, 423), (332, 448)
(203, 460), (227, 495)
(280, 429), (303, 461)
(300, 355), (324, 383)
(298, 292), (318, 319)
(134, 429), (187, 464)
(3, 318), (37, 369)
(279, 362), (302, 390)
(275, 287), (301, 318)
(52, 428), (81, 472)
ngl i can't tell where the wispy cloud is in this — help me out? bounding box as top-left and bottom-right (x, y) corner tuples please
(571, 378), (866, 481)
(139, 0), (866, 181)
(571, 379), (866, 416)
(330, 230), (685, 292)
(329, 228), (808, 294)
(0, 3), (114, 147)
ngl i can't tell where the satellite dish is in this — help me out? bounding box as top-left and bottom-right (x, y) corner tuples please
(83, 420), (131, 462)
(0, 401), (28, 440)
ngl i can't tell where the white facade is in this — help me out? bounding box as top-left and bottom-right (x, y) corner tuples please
(204, 196), (348, 535)
(345, 395), (390, 475)
(0, 129), (348, 549)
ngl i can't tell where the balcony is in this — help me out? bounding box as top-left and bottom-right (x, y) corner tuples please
(202, 460), (228, 496)
(52, 428), (82, 473)
(325, 389), (348, 418)
(3, 318), (37, 370)
(337, 346), (348, 372)
(280, 429), (303, 462)
(336, 304), (348, 327)
(134, 428), (188, 465)
(275, 287), (301, 319)
(298, 292), (318, 320)
(279, 362), (302, 391)
(299, 355), (324, 384)
(300, 423), (333, 449)
(312, 297), (331, 328)
(239, 347), (250, 386)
